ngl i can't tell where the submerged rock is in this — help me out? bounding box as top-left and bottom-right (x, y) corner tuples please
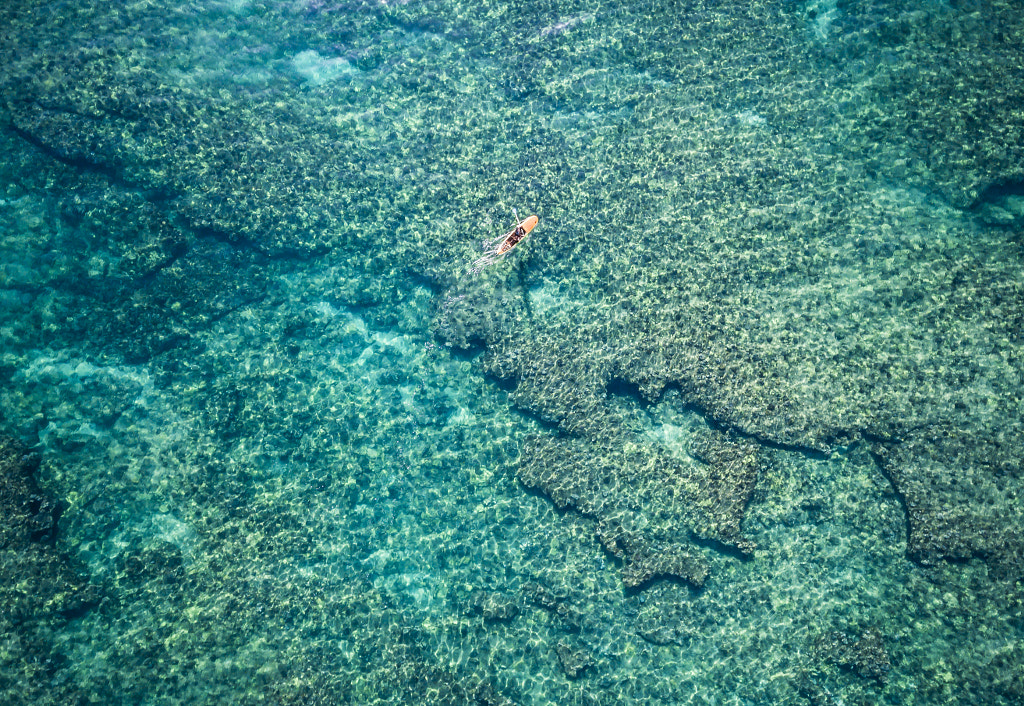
(555, 640), (594, 679)
(466, 589), (520, 622)
(816, 627), (892, 685)
(873, 429), (1023, 574)
(518, 424), (760, 589)
(0, 435), (100, 705)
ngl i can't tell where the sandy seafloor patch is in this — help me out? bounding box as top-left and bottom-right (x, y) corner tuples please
(0, 0), (1022, 704)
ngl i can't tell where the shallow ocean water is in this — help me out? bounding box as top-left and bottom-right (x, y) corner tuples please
(1, 0), (1022, 704)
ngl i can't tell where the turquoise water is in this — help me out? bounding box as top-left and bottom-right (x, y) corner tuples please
(1, 0), (1022, 704)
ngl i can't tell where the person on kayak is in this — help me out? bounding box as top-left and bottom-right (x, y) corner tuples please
(470, 208), (538, 273)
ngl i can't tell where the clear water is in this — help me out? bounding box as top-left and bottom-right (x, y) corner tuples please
(1, 1), (1022, 704)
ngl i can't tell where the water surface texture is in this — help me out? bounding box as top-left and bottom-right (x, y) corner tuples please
(1, 0), (1022, 704)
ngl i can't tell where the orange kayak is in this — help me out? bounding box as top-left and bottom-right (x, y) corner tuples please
(470, 212), (539, 274)
(496, 214), (538, 255)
